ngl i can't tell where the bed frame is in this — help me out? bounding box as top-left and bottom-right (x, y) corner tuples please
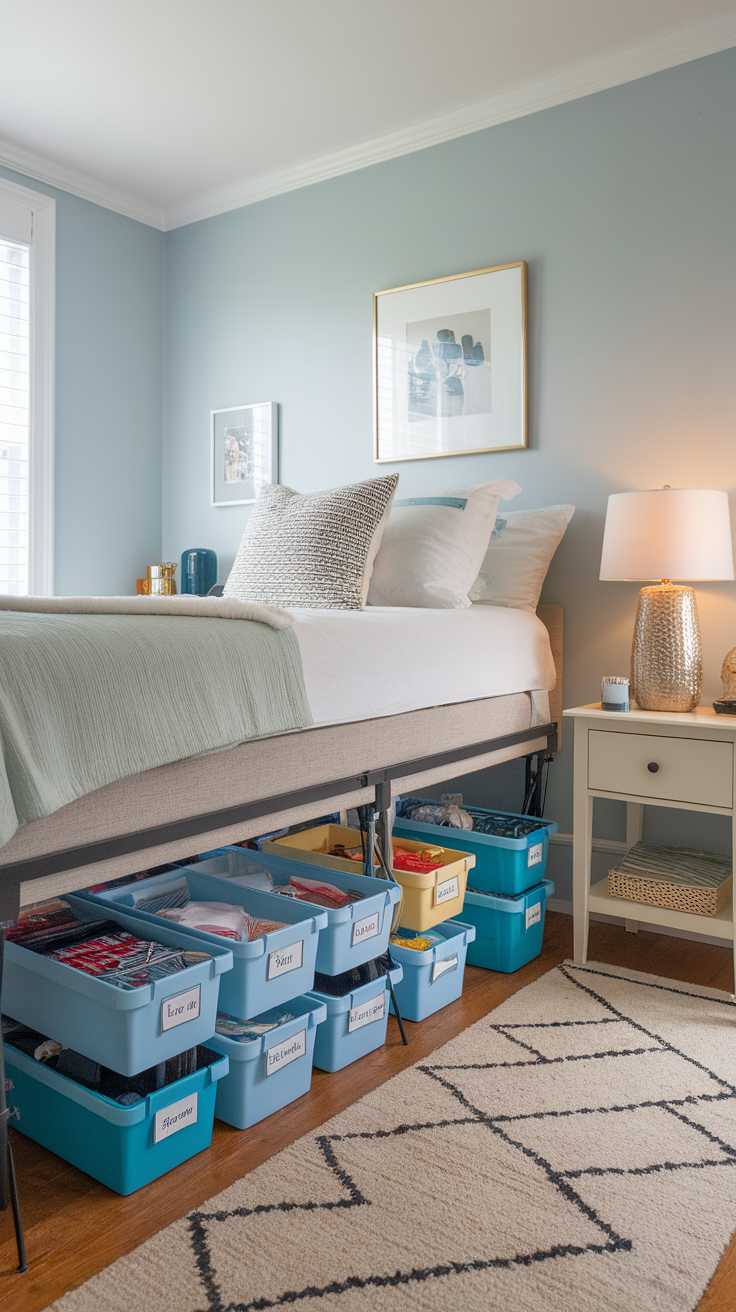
(0, 604), (561, 1265)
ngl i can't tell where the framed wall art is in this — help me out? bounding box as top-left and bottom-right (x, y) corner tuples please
(211, 401), (278, 506)
(374, 260), (527, 463)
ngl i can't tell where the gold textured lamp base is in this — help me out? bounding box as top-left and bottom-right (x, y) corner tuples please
(630, 583), (702, 712)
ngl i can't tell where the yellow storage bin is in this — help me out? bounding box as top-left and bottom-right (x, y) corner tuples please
(263, 825), (474, 934)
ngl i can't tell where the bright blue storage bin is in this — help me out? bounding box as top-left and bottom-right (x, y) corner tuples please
(207, 847), (402, 975)
(461, 880), (554, 972)
(306, 963), (402, 1073)
(3, 894), (233, 1076)
(394, 803), (557, 895)
(4, 1041), (228, 1194)
(77, 867), (327, 1021)
(207, 994), (326, 1129)
(388, 920), (476, 1022)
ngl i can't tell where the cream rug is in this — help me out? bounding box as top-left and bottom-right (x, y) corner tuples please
(52, 961), (736, 1312)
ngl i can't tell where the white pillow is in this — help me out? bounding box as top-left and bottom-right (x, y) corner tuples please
(469, 504), (575, 611)
(367, 480), (521, 609)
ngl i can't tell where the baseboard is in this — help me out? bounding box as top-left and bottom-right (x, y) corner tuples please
(550, 832), (628, 856)
(546, 896), (730, 948)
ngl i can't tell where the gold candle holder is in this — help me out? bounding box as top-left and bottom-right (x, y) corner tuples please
(146, 562), (178, 596)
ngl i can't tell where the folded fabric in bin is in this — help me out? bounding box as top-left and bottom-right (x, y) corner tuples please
(389, 929), (445, 952)
(215, 1007), (296, 1042)
(42, 930), (212, 990)
(156, 901), (247, 940)
(281, 875), (353, 908)
(6, 898), (114, 950)
(313, 950), (395, 997)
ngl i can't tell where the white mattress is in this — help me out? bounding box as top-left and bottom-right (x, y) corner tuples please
(290, 604), (555, 728)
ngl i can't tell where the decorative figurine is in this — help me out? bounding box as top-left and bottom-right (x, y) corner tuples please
(712, 646), (736, 714)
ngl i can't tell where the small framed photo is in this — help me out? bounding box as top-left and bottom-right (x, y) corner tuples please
(211, 402), (278, 506)
(374, 261), (527, 463)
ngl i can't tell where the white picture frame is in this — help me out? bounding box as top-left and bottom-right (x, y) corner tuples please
(211, 401), (278, 506)
(374, 261), (527, 463)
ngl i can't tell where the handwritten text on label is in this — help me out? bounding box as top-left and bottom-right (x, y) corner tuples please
(527, 842), (543, 868)
(266, 1028), (307, 1076)
(525, 902), (542, 931)
(161, 984), (200, 1032)
(348, 991), (385, 1032)
(435, 875), (459, 906)
(431, 953), (459, 983)
(153, 1092), (198, 1143)
(351, 912), (380, 948)
(267, 939), (304, 980)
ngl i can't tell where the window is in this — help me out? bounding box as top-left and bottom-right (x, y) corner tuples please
(0, 178), (55, 595)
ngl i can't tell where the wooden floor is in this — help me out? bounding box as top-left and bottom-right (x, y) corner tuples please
(2, 910), (735, 1311)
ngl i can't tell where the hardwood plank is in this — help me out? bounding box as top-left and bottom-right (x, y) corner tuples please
(2, 911), (734, 1310)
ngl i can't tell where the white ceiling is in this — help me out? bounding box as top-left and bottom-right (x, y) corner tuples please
(1, 0), (735, 229)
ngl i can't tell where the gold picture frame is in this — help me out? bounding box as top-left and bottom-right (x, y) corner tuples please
(374, 260), (527, 463)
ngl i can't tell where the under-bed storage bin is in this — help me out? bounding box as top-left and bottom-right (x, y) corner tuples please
(307, 963), (402, 1073)
(461, 880), (554, 973)
(3, 895), (233, 1076)
(78, 867), (327, 1021)
(210, 847), (402, 975)
(388, 920), (476, 1022)
(3, 1041), (228, 1194)
(394, 804), (557, 896)
(207, 995), (326, 1129)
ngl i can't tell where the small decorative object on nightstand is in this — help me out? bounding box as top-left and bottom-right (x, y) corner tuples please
(599, 487), (734, 712)
(714, 646), (736, 715)
(181, 548), (217, 596)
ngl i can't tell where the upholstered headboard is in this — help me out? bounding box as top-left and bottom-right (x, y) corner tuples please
(536, 603), (563, 751)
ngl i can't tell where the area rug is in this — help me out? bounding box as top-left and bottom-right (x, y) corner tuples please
(52, 961), (736, 1312)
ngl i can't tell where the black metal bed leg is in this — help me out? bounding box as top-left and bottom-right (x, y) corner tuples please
(0, 894), (29, 1274)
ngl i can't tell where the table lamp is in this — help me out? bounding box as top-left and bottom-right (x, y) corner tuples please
(599, 487), (734, 712)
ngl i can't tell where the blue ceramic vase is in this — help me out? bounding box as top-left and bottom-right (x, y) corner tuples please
(181, 548), (218, 596)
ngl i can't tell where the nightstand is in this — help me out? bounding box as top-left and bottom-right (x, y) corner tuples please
(563, 704), (736, 985)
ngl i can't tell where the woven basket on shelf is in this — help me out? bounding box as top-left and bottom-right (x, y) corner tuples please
(608, 841), (732, 917)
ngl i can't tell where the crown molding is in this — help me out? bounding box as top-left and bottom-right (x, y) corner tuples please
(0, 134), (164, 230)
(164, 7), (736, 230)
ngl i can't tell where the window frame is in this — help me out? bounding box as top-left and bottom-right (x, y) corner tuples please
(0, 175), (55, 596)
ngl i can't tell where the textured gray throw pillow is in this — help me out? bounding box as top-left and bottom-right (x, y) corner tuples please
(224, 474), (399, 609)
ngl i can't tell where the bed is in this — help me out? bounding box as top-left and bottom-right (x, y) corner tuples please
(0, 602), (561, 917)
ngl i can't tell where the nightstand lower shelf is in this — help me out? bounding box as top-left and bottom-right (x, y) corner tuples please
(588, 878), (734, 941)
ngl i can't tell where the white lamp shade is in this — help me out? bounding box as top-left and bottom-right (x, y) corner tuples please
(599, 488), (735, 581)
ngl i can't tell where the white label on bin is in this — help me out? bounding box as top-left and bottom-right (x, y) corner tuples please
(435, 875), (459, 906)
(267, 940), (304, 980)
(266, 1028), (307, 1076)
(161, 984), (201, 1032)
(348, 992), (385, 1032)
(528, 842), (543, 868)
(431, 953), (459, 983)
(526, 902), (542, 931)
(153, 1091), (198, 1143)
(351, 912), (380, 947)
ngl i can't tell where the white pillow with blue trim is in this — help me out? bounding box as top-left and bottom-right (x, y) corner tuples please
(469, 504), (575, 611)
(367, 480), (521, 609)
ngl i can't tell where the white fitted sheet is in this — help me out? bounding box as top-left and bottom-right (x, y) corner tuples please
(291, 604), (555, 728)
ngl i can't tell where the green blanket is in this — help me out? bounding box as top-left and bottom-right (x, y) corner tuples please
(0, 612), (313, 849)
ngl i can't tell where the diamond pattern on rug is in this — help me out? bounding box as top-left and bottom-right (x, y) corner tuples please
(51, 962), (736, 1312)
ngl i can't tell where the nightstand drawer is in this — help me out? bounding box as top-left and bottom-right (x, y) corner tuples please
(588, 730), (733, 808)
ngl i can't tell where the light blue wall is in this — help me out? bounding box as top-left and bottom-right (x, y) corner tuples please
(0, 164), (164, 595)
(162, 49), (736, 897)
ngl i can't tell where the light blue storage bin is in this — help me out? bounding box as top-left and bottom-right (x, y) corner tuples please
(3, 894), (233, 1076)
(206, 847), (402, 974)
(394, 804), (557, 895)
(307, 963), (402, 1073)
(461, 880), (554, 972)
(388, 919), (476, 1022)
(4, 1042), (228, 1194)
(207, 994), (326, 1129)
(77, 867), (327, 1021)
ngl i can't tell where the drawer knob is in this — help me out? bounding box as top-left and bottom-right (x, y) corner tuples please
(647, 761), (659, 773)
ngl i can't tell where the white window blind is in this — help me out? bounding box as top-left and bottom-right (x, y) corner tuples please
(0, 237), (30, 593)
(0, 179), (55, 596)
